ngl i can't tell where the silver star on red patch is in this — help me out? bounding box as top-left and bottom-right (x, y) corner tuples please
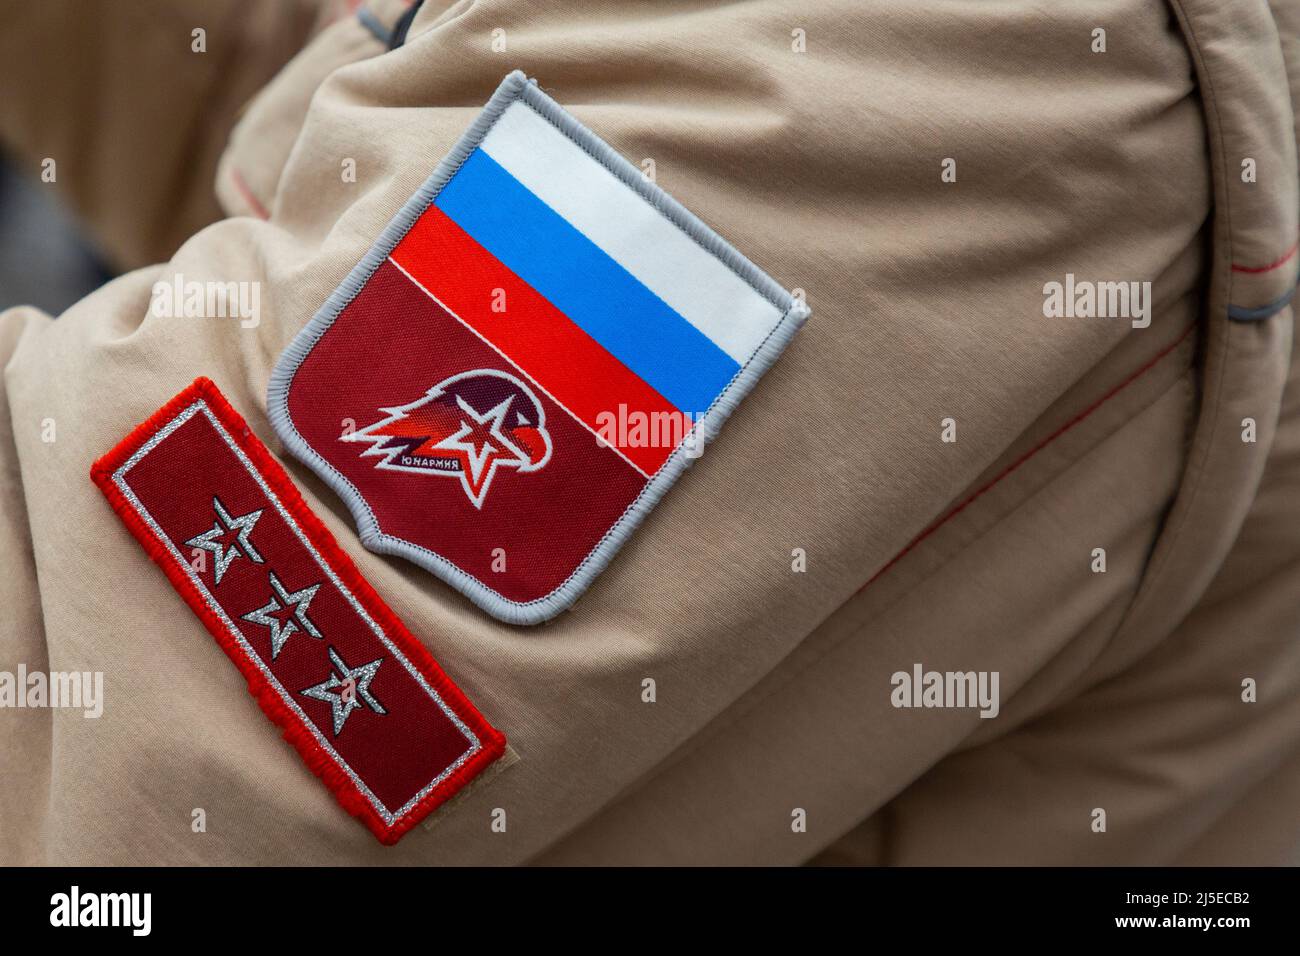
(301, 646), (388, 736)
(185, 496), (265, 584)
(240, 572), (323, 660)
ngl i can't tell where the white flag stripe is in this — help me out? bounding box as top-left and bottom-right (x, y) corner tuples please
(478, 101), (784, 365)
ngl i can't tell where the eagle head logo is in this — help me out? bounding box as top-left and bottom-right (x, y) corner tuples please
(342, 369), (552, 508)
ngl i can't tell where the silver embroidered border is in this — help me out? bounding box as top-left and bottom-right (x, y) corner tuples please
(113, 399), (481, 828)
(266, 70), (811, 626)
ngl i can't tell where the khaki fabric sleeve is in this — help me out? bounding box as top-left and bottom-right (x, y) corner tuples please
(0, 0), (329, 270)
(812, 313), (1299, 866)
(1, 0), (1292, 865)
(0, 307), (53, 865)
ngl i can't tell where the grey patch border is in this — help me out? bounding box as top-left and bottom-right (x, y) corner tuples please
(267, 70), (811, 626)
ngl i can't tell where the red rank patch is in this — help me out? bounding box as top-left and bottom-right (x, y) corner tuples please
(91, 377), (506, 845)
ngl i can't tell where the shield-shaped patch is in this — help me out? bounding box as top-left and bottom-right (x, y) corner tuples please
(268, 71), (809, 625)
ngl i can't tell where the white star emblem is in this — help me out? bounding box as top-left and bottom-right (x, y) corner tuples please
(341, 369), (553, 509)
(300, 646), (387, 736)
(428, 395), (531, 508)
(240, 572), (323, 660)
(185, 496), (265, 585)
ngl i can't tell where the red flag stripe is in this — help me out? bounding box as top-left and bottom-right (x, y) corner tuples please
(392, 205), (692, 477)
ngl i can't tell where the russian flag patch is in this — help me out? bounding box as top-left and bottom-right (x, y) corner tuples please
(269, 72), (810, 625)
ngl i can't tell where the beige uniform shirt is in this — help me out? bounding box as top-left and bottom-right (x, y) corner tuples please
(0, 0), (1297, 864)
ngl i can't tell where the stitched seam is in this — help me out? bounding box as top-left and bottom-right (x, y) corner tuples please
(858, 321), (1197, 594)
(1109, 0), (1237, 628)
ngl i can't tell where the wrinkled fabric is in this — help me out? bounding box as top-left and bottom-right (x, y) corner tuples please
(0, 0), (1296, 865)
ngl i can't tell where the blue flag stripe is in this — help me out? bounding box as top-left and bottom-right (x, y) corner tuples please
(434, 149), (739, 414)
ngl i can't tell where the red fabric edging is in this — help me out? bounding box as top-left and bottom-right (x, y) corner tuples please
(90, 377), (506, 845)
(1231, 237), (1299, 274)
(860, 323), (1197, 593)
(229, 168), (270, 221)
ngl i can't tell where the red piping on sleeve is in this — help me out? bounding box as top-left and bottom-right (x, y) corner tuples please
(859, 322), (1197, 593)
(1232, 237), (1299, 274)
(229, 168), (271, 221)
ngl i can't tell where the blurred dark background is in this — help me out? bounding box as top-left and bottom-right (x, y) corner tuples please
(0, 0), (328, 318)
(0, 154), (115, 315)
